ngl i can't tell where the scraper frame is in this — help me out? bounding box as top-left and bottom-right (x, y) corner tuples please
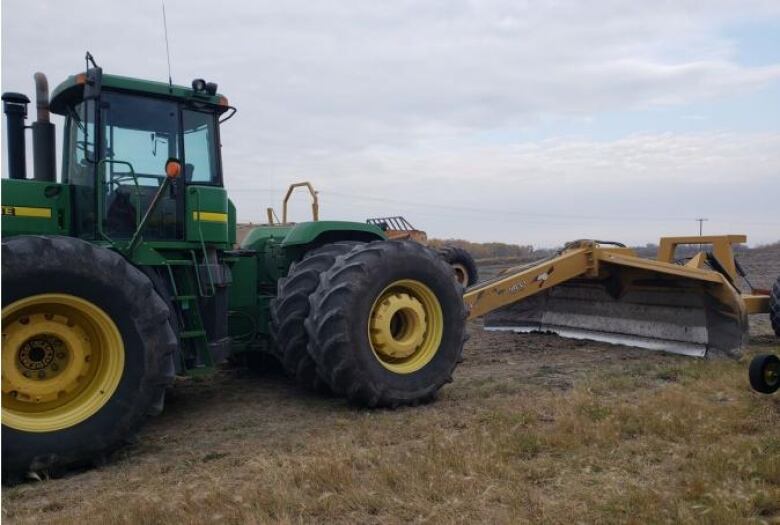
(464, 235), (770, 356)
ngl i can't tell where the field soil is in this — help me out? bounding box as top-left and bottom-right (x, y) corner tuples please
(3, 246), (779, 524)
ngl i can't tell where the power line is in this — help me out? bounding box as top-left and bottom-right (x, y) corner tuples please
(227, 186), (780, 227)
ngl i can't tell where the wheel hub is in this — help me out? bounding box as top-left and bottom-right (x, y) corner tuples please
(3, 313), (90, 405)
(367, 279), (445, 375)
(370, 292), (427, 359)
(765, 364), (779, 386)
(19, 336), (58, 370)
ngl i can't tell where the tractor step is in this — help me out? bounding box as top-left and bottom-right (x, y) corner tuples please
(179, 329), (207, 339)
(164, 259), (195, 266)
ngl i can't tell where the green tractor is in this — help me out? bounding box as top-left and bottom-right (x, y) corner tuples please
(1, 56), (466, 481)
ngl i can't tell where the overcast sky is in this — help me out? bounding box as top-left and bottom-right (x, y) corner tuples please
(3, 1), (779, 247)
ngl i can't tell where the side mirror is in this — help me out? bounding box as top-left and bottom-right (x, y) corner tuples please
(83, 67), (103, 100)
(165, 158), (182, 179)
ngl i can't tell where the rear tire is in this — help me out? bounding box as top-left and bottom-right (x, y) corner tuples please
(749, 353), (779, 394)
(2, 236), (176, 482)
(770, 276), (779, 337)
(438, 245), (479, 287)
(270, 242), (361, 391)
(306, 240), (467, 407)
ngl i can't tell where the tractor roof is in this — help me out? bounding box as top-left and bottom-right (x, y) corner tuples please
(50, 72), (228, 115)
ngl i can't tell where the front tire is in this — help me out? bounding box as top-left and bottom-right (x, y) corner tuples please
(2, 236), (176, 482)
(306, 241), (467, 407)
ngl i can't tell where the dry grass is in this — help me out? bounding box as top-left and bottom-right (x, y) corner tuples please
(3, 329), (779, 524)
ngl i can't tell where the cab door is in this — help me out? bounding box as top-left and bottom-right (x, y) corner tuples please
(100, 92), (183, 240)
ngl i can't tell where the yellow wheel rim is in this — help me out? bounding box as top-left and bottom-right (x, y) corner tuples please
(2, 294), (124, 432)
(368, 279), (444, 374)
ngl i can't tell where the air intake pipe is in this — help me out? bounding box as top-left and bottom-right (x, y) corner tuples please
(1, 91), (30, 179)
(32, 72), (56, 182)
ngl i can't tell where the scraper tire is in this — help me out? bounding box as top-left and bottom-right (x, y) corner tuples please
(437, 246), (479, 287)
(770, 276), (780, 337)
(749, 353), (780, 394)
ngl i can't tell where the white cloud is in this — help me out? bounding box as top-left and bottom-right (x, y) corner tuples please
(2, 0), (779, 246)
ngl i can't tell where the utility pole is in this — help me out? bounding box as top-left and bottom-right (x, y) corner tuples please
(695, 217), (708, 252)
(695, 218), (708, 236)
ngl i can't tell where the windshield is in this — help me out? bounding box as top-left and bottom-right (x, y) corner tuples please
(102, 92), (180, 185)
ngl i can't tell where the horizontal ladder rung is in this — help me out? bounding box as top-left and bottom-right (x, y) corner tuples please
(179, 330), (207, 338)
(165, 260), (195, 266)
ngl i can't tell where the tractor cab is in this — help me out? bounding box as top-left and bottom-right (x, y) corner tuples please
(50, 67), (233, 245)
(2, 61), (235, 249)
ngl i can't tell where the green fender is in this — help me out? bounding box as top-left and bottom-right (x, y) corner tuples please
(281, 220), (385, 248)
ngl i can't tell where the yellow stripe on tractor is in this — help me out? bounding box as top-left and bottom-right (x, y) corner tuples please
(2, 206), (52, 218)
(192, 211), (228, 223)
(465, 235), (770, 358)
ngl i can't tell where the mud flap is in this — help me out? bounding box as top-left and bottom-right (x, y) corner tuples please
(484, 279), (748, 358)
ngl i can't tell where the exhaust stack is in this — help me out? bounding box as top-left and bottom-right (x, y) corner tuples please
(1, 91), (30, 180)
(32, 72), (56, 182)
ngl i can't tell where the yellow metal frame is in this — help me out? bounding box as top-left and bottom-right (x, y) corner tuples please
(464, 235), (768, 321)
(657, 235), (746, 283)
(266, 182), (320, 225)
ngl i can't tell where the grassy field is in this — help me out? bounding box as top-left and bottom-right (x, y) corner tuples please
(3, 321), (778, 524)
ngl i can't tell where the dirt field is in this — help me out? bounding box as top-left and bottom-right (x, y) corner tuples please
(3, 248), (779, 524)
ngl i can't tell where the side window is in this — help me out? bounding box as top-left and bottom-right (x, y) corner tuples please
(67, 100), (96, 185)
(66, 101), (97, 238)
(182, 110), (218, 185)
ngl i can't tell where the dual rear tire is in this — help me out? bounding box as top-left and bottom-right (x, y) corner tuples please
(271, 240), (467, 407)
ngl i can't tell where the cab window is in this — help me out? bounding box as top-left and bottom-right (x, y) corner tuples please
(182, 109), (219, 185)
